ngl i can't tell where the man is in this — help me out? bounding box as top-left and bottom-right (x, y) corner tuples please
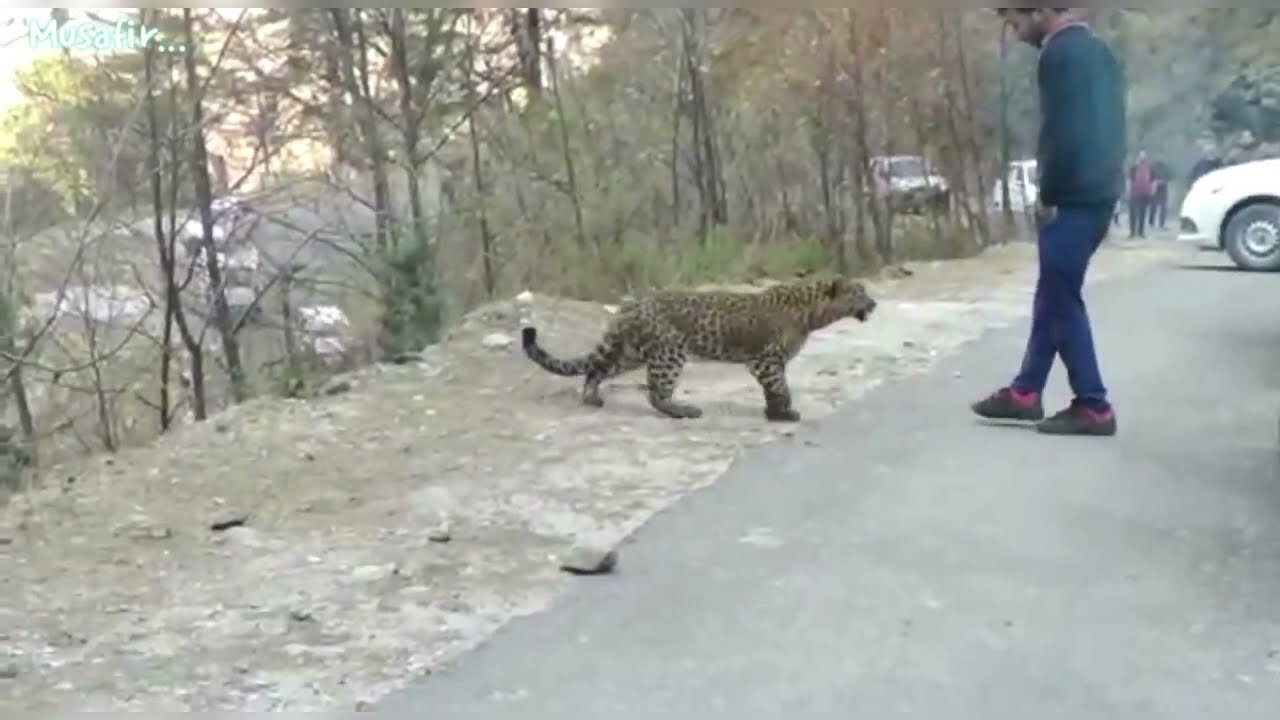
(1188, 145), (1222, 186)
(1128, 150), (1154, 238)
(1148, 157), (1171, 231)
(972, 8), (1124, 437)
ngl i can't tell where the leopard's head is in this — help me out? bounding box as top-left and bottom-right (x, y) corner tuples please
(815, 275), (877, 323)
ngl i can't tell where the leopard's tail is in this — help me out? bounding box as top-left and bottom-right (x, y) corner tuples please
(521, 326), (616, 377)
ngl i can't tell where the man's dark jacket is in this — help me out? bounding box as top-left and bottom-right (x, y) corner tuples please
(1037, 24), (1127, 208)
(1188, 157), (1222, 186)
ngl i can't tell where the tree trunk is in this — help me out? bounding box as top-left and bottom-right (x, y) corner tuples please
(815, 46), (846, 273)
(997, 21), (1016, 234)
(465, 18), (497, 297)
(844, 10), (889, 265)
(331, 8), (393, 248)
(0, 290), (35, 467)
(544, 34), (588, 252)
(680, 8), (728, 238)
(160, 44), (208, 419)
(512, 9), (543, 98)
(183, 8), (247, 404)
(950, 17), (991, 246)
(144, 12), (202, 425)
(7, 365), (34, 465)
(947, 20), (993, 249)
(388, 9), (428, 245)
(669, 55), (684, 230)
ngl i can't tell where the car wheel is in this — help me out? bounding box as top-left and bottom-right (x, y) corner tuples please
(1223, 201), (1280, 272)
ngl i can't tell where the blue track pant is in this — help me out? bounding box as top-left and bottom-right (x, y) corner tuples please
(1011, 203), (1115, 411)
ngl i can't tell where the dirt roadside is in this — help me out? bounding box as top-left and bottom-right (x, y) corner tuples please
(0, 241), (1187, 711)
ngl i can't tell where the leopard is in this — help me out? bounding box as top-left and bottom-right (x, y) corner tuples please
(521, 274), (877, 422)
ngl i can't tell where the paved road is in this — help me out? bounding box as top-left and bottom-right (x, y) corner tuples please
(379, 253), (1280, 719)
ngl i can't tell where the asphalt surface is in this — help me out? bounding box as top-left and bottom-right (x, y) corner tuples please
(379, 252), (1280, 719)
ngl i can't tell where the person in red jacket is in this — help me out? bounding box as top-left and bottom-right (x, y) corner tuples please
(1127, 151), (1154, 238)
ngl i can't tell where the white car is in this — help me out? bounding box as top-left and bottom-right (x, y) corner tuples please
(869, 155), (950, 213)
(178, 195), (255, 252)
(991, 159), (1039, 213)
(1178, 158), (1280, 271)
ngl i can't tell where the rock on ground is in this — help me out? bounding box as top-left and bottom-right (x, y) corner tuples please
(560, 543), (620, 576)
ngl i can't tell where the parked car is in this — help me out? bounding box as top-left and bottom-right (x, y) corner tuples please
(990, 158), (1039, 213)
(178, 195), (257, 255)
(1178, 157), (1280, 271)
(869, 155), (950, 214)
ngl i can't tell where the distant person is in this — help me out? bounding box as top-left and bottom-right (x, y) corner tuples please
(972, 9), (1124, 437)
(1188, 148), (1223, 186)
(1127, 151), (1154, 238)
(1148, 158), (1171, 231)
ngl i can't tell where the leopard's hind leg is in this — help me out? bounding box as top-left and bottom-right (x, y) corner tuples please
(582, 354), (642, 408)
(579, 331), (635, 408)
(645, 349), (703, 420)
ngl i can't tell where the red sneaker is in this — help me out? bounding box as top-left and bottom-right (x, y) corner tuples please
(1036, 401), (1117, 437)
(970, 387), (1045, 422)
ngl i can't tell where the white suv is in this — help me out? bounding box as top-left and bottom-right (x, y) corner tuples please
(1178, 158), (1280, 271)
(991, 159), (1039, 213)
(178, 195), (256, 254)
(869, 155), (950, 214)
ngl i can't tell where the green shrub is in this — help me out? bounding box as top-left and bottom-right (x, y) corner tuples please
(374, 227), (444, 358)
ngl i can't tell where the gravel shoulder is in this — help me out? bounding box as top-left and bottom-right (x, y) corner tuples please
(0, 240), (1187, 711)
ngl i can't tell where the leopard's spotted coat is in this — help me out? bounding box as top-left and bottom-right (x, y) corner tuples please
(522, 275), (878, 422)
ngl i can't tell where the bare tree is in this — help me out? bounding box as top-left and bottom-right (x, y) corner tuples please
(811, 38), (847, 273)
(183, 8), (248, 403)
(144, 8), (205, 424)
(464, 15), (497, 296)
(511, 8), (543, 98)
(387, 9), (425, 244)
(544, 32), (589, 252)
(679, 8), (728, 238)
(329, 8), (394, 248)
